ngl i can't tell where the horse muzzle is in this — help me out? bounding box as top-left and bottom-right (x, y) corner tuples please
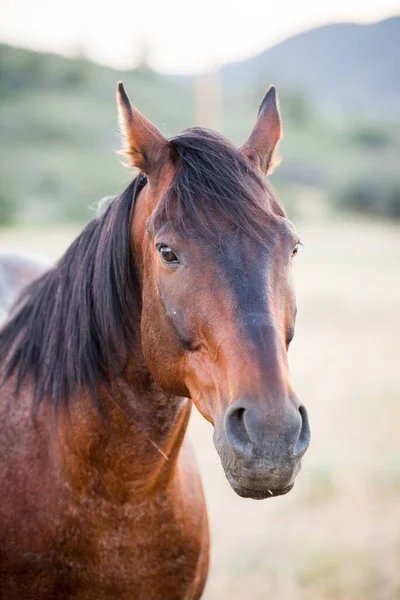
(213, 399), (310, 500)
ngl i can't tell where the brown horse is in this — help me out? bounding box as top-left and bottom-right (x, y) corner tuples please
(0, 83), (310, 599)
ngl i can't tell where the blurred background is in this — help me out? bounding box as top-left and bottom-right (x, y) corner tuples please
(1, 1), (400, 598)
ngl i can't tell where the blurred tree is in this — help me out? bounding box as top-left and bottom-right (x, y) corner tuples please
(339, 178), (400, 220)
(350, 123), (391, 149)
(279, 89), (312, 126)
(0, 194), (15, 225)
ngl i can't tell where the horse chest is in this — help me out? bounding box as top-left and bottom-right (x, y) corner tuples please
(0, 380), (209, 598)
(0, 471), (209, 600)
(57, 502), (196, 597)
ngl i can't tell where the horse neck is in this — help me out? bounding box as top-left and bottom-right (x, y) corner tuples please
(59, 180), (191, 500)
(56, 347), (191, 500)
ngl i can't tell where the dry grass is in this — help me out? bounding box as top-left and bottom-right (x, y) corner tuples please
(1, 216), (399, 599)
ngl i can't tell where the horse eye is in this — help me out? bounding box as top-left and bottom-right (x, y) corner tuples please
(157, 244), (179, 265)
(291, 245), (299, 259)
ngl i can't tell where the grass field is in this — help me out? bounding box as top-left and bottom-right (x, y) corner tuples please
(1, 216), (399, 599)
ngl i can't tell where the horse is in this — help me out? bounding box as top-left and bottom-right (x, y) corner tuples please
(0, 82), (310, 599)
(0, 253), (50, 324)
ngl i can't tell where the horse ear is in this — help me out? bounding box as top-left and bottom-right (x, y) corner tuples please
(240, 85), (282, 175)
(116, 81), (170, 176)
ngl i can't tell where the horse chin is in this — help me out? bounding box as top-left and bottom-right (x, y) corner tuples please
(226, 474), (295, 500)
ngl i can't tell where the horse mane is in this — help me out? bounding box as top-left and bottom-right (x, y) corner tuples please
(0, 175), (146, 412)
(0, 128), (285, 411)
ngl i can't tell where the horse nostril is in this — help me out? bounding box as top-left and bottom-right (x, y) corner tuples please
(225, 404), (252, 457)
(236, 407), (245, 424)
(225, 401), (310, 461)
(295, 405), (311, 457)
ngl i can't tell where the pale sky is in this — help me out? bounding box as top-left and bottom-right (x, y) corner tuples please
(1, 0), (399, 74)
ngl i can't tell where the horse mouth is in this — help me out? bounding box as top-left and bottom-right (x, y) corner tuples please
(227, 475), (295, 500)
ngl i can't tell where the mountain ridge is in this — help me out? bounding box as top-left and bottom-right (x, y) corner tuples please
(221, 16), (400, 114)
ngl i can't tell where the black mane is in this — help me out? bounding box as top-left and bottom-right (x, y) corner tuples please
(0, 176), (146, 411)
(0, 128), (284, 410)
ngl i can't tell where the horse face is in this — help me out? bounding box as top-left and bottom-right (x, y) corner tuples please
(118, 82), (310, 499)
(141, 210), (309, 499)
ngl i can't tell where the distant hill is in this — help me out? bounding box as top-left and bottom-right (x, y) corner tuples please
(0, 27), (399, 225)
(221, 16), (400, 115)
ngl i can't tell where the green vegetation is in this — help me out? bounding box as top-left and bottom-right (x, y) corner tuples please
(339, 177), (400, 219)
(0, 44), (193, 224)
(0, 43), (399, 225)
